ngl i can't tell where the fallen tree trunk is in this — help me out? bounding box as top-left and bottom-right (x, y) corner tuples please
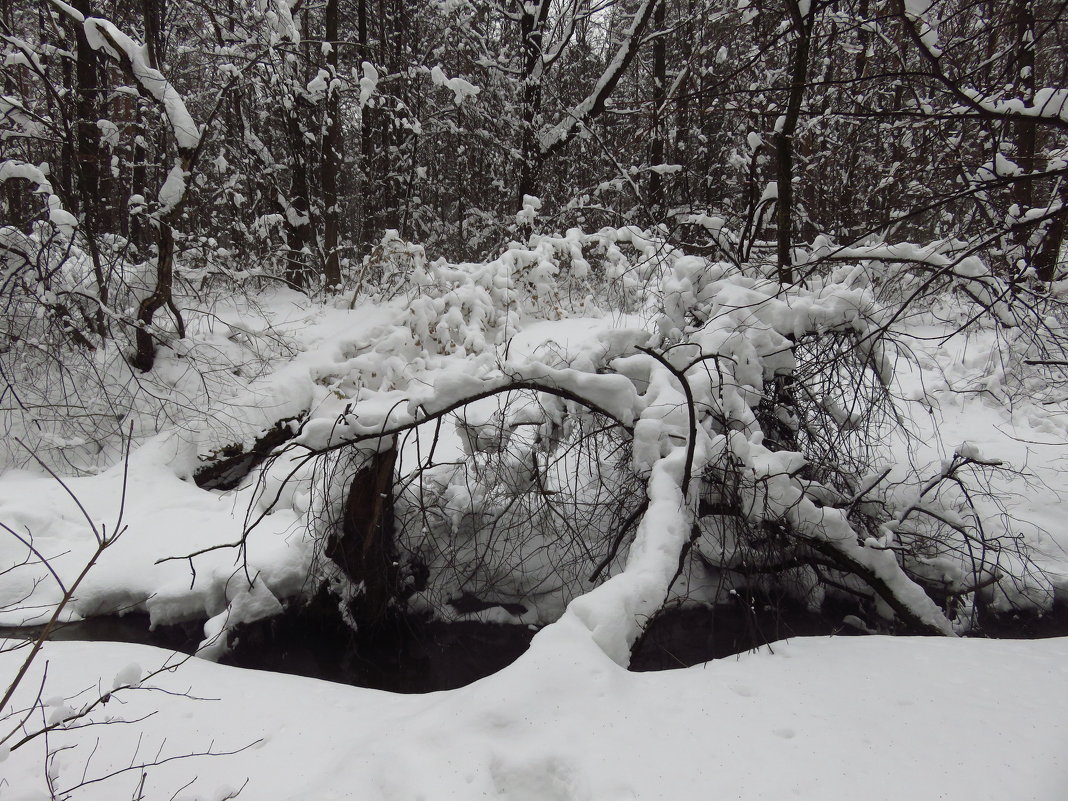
(194, 415), (304, 490)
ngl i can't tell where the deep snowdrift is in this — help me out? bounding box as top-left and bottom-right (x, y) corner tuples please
(4, 236), (1068, 800)
(2, 633), (1065, 800)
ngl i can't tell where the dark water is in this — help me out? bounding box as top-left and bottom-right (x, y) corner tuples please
(215, 594), (852, 691)
(0, 613), (203, 652)
(222, 608), (535, 692)
(4, 598), (1065, 694)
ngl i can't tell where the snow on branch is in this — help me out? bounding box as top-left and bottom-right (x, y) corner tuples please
(955, 87), (1068, 127)
(902, 0), (942, 57)
(899, 1), (1068, 131)
(296, 236), (958, 654)
(801, 240), (1018, 326)
(0, 159), (77, 236)
(79, 18), (201, 153)
(159, 231), (969, 661)
(48, 1), (200, 157)
(538, 0), (660, 157)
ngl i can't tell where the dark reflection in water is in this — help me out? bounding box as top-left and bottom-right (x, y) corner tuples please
(4, 597), (1064, 694)
(0, 613), (203, 653)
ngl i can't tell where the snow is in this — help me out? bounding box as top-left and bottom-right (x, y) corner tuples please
(888, 319), (1068, 606)
(0, 432), (310, 631)
(80, 17), (200, 151)
(960, 87), (1068, 124)
(903, 0), (942, 57)
(0, 159), (77, 237)
(110, 661), (142, 690)
(3, 231), (1066, 639)
(3, 221), (1068, 797)
(2, 634), (1066, 800)
(358, 61), (379, 106)
(429, 65), (480, 105)
(516, 193), (541, 225)
(0, 290), (399, 631)
(976, 152), (1023, 182)
(158, 159), (188, 213)
(5, 0), (1068, 792)
(305, 68), (331, 101)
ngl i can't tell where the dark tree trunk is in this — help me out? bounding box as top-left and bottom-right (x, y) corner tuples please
(1033, 183), (1067, 283)
(326, 447), (399, 625)
(356, 0), (378, 252)
(285, 110), (313, 290)
(647, 0), (667, 217)
(73, 0), (110, 337)
(131, 221), (182, 371)
(322, 0), (343, 288)
(517, 0), (551, 208)
(775, 0), (814, 283)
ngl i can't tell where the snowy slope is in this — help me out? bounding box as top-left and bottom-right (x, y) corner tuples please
(890, 319), (1068, 604)
(2, 633), (1065, 800)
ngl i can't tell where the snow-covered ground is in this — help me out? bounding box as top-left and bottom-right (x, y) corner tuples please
(1, 280), (1065, 636)
(889, 315), (1068, 601)
(2, 632), (1066, 800)
(4, 239), (1068, 799)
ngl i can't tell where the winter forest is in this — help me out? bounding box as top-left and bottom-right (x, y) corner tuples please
(2, 0), (1068, 798)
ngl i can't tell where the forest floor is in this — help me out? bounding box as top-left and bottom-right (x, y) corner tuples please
(2, 277), (1068, 799)
(2, 633), (1066, 800)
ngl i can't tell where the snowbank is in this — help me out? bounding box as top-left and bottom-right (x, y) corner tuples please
(2, 634), (1065, 800)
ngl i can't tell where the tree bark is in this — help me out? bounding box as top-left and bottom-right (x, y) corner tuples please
(517, 0), (551, 207)
(326, 447), (399, 625)
(321, 0), (343, 288)
(775, 0), (814, 283)
(72, 0), (109, 337)
(1010, 0), (1037, 275)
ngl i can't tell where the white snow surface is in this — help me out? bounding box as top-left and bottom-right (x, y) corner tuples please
(81, 18), (200, 151)
(3, 234), (1068, 798)
(2, 633), (1066, 800)
(2, 242), (1068, 636)
(430, 65), (480, 105)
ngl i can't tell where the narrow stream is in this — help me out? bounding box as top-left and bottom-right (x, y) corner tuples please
(4, 598), (1065, 694)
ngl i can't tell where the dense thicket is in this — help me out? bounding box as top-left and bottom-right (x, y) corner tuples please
(4, 0), (1065, 291)
(0, 0), (1065, 636)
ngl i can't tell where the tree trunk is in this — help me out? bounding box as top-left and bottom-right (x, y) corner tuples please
(517, 0), (551, 208)
(131, 220), (180, 371)
(1033, 182), (1067, 283)
(1009, 0), (1039, 276)
(775, 0), (814, 283)
(326, 447), (399, 625)
(647, 0), (667, 217)
(285, 110), (313, 290)
(357, 0), (378, 253)
(72, 0), (109, 337)
(322, 0), (343, 288)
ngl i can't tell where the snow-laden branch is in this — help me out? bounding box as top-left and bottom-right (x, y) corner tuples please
(49, 1), (201, 215)
(801, 240), (1019, 325)
(538, 0), (660, 157)
(0, 160), (77, 236)
(75, 18), (201, 153)
(304, 239), (957, 654)
(154, 230), (965, 661)
(956, 87), (1068, 127)
(562, 446), (697, 664)
(899, 0), (1068, 131)
(902, 0), (942, 57)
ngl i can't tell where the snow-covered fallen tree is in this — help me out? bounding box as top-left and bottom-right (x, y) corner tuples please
(1, 226), (1056, 667)
(201, 227), (1059, 663)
